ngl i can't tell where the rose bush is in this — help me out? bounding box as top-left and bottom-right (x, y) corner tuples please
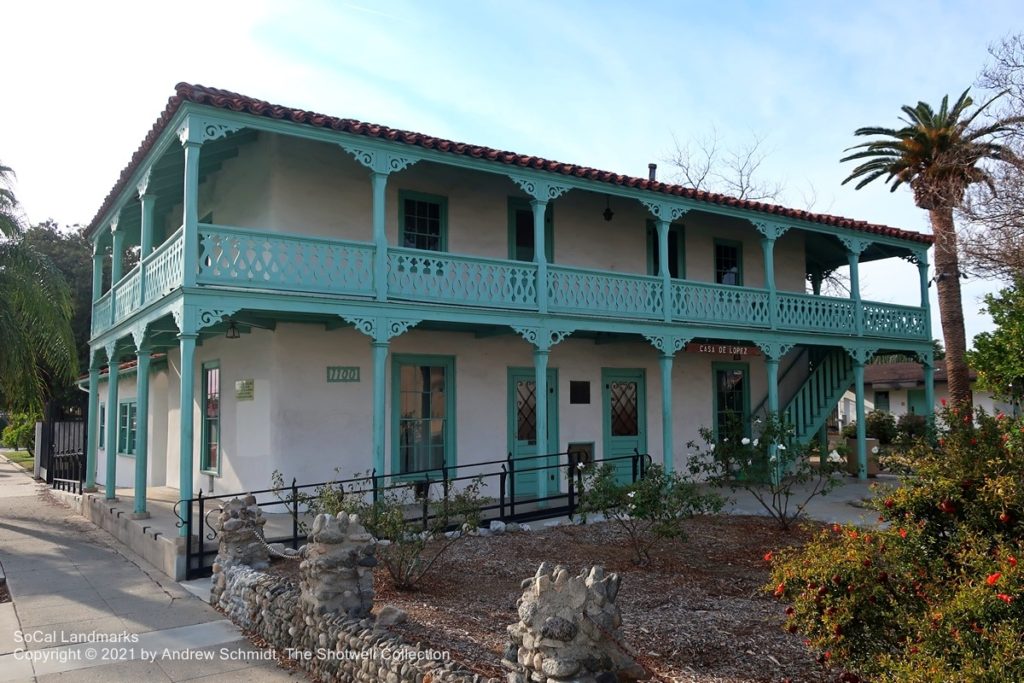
(769, 405), (1024, 681)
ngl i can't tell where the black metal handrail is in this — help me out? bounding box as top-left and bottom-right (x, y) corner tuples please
(177, 449), (652, 578)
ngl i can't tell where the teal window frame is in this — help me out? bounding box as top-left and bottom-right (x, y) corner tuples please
(711, 361), (751, 440)
(874, 391), (891, 413)
(117, 400), (137, 456)
(201, 360), (221, 475)
(98, 403), (105, 447)
(391, 354), (456, 478)
(507, 198), (554, 262)
(398, 190), (448, 252)
(645, 220), (686, 278)
(713, 238), (744, 286)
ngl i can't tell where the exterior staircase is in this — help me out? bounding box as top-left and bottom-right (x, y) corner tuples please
(754, 347), (854, 444)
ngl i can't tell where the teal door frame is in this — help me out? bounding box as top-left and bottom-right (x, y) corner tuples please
(391, 353), (457, 479)
(508, 367), (559, 498)
(907, 388), (928, 416)
(601, 368), (647, 483)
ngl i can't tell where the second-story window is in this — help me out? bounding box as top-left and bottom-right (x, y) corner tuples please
(714, 240), (743, 286)
(399, 191), (447, 251)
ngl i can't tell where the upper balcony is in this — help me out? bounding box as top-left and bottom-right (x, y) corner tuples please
(84, 92), (934, 349)
(91, 221), (929, 342)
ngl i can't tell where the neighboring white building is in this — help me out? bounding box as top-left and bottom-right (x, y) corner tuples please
(837, 362), (1015, 425)
(81, 83), (936, 525)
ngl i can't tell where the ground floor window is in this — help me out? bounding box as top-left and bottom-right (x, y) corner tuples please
(201, 361), (221, 473)
(874, 390), (891, 413)
(98, 403), (105, 447)
(117, 401), (137, 455)
(713, 362), (750, 439)
(392, 355), (455, 475)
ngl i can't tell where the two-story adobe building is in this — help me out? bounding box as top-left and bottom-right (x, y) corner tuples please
(83, 83), (936, 530)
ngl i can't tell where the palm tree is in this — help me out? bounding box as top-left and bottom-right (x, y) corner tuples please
(841, 90), (1024, 407)
(0, 162), (77, 409)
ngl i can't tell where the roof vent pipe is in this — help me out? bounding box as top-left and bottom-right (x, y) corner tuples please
(648, 163), (657, 181)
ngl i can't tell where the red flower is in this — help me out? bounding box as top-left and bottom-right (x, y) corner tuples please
(849, 530), (859, 539)
(885, 498), (895, 509)
(774, 582), (786, 597)
(938, 500), (956, 515)
(941, 398), (947, 406)
(987, 572), (1002, 586)
(785, 606), (795, 615)
(970, 438), (978, 446)
(1009, 556), (1018, 567)
(899, 528), (908, 539)
(939, 438), (946, 447)
(1000, 512), (1012, 524)
(832, 523), (842, 533)
(764, 551), (773, 563)
(997, 593), (1013, 604)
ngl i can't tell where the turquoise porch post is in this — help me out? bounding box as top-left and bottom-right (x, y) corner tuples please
(104, 347), (120, 499)
(531, 199), (549, 314)
(372, 341), (389, 476)
(766, 356), (780, 482)
(847, 247), (863, 337)
(178, 333), (197, 535)
(924, 362), (936, 419)
(658, 353), (674, 472)
(656, 219), (671, 322)
(84, 358), (100, 491)
(138, 190), (156, 301)
(109, 220), (124, 326)
(534, 348), (550, 500)
(853, 360), (867, 480)
(91, 242), (104, 302)
(762, 237), (777, 329)
(371, 172), (388, 302)
(181, 139), (201, 289)
(132, 347), (151, 518)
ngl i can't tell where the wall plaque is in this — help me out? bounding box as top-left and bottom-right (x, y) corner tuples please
(235, 379), (255, 401)
(327, 366), (361, 383)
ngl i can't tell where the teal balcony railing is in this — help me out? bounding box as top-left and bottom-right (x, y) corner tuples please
(89, 224), (930, 343)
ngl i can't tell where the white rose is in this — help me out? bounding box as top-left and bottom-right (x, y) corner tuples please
(741, 437), (751, 445)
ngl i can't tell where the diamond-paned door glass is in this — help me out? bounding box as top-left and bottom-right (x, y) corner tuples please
(716, 368), (747, 433)
(516, 380), (537, 443)
(609, 381), (639, 437)
(398, 364), (447, 473)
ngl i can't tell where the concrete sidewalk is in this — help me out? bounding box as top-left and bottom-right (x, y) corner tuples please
(0, 454), (301, 682)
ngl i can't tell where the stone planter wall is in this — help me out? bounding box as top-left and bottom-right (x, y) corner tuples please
(211, 503), (496, 683)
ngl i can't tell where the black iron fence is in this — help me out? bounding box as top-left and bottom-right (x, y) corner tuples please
(41, 400), (87, 494)
(176, 449), (651, 579)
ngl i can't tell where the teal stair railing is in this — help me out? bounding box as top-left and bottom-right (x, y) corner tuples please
(783, 348), (854, 443)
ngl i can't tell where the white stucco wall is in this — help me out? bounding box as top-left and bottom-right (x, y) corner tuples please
(94, 367), (169, 490)
(135, 324), (798, 496)
(838, 385), (1014, 423)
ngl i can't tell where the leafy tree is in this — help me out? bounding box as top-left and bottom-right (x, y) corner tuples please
(841, 90), (1024, 408)
(967, 279), (1024, 404)
(0, 162), (77, 409)
(22, 221), (94, 395)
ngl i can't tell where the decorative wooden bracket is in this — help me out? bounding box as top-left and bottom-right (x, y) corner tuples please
(512, 325), (573, 351)
(508, 175), (572, 202)
(643, 334), (691, 355)
(341, 315), (421, 343)
(340, 144), (420, 175)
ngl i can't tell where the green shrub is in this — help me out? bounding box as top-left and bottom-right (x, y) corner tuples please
(689, 413), (845, 530)
(341, 477), (484, 590)
(578, 463), (723, 565)
(865, 409), (898, 444)
(1, 412), (38, 451)
(769, 405), (1024, 680)
(897, 412), (929, 440)
(841, 422), (858, 440)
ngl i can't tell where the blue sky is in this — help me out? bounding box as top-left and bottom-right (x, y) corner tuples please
(2, 0), (1018, 342)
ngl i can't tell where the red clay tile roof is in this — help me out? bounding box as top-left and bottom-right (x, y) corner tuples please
(86, 82), (935, 246)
